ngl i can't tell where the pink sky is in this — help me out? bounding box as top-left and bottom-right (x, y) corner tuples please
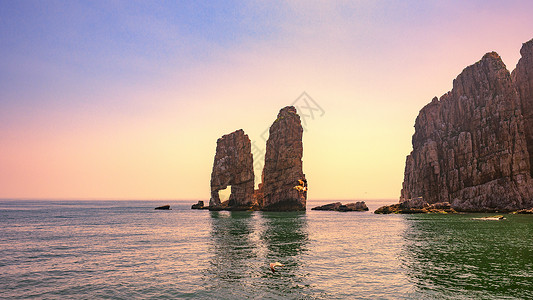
(1, 1), (533, 200)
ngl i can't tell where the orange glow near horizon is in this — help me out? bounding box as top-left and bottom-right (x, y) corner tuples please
(1, 2), (533, 200)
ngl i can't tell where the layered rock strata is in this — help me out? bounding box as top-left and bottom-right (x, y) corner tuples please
(400, 44), (533, 212)
(209, 129), (255, 210)
(260, 106), (307, 211)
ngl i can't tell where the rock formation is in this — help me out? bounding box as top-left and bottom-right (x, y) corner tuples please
(399, 40), (533, 212)
(374, 199), (455, 214)
(512, 38), (533, 176)
(311, 202), (368, 212)
(191, 201), (208, 209)
(155, 205), (171, 210)
(209, 129), (255, 210)
(259, 106), (307, 211)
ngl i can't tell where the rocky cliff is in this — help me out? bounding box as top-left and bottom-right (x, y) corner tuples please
(260, 106), (307, 211)
(209, 129), (255, 210)
(512, 38), (533, 176)
(400, 45), (533, 212)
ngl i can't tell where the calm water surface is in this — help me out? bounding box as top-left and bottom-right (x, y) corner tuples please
(0, 200), (532, 299)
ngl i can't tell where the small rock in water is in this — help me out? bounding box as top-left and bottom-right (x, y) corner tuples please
(154, 205), (171, 210)
(191, 201), (208, 210)
(311, 201), (368, 212)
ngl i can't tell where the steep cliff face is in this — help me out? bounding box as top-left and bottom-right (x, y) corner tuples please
(401, 51), (533, 211)
(260, 106), (307, 211)
(209, 129), (255, 209)
(512, 38), (533, 176)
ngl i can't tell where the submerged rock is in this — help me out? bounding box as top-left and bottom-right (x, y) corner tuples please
(312, 202), (368, 212)
(260, 106), (307, 211)
(400, 40), (533, 212)
(209, 129), (255, 210)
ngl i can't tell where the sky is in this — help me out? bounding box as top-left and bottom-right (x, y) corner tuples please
(1, 0), (533, 201)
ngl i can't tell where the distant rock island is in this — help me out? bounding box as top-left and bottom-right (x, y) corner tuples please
(154, 205), (171, 210)
(378, 38), (533, 213)
(312, 202), (368, 212)
(204, 106), (307, 211)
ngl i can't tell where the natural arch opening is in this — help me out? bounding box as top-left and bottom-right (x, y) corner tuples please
(218, 185), (232, 204)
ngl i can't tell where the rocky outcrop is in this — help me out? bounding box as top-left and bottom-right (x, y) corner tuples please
(260, 106), (307, 211)
(512, 38), (533, 176)
(191, 201), (208, 209)
(209, 129), (255, 210)
(400, 43), (533, 212)
(512, 208), (533, 214)
(374, 200), (455, 214)
(155, 205), (171, 210)
(312, 201), (368, 212)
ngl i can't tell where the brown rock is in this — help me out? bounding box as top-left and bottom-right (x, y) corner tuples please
(191, 201), (208, 210)
(260, 106), (307, 211)
(512, 38), (533, 176)
(374, 201), (455, 214)
(209, 129), (255, 210)
(311, 202), (342, 211)
(374, 204), (402, 214)
(401, 46), (533, 212)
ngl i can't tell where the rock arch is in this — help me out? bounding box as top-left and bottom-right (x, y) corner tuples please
(209, 129), (255, 209)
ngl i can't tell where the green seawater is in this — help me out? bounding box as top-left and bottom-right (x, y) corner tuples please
(0, 200), (532, 299)
(402, 213), (533, 299)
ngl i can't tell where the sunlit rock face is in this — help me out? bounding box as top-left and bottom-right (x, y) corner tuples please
(209, 129), (255, 209)
(260, 106), (307, 211)
(401, 48), (533, 212)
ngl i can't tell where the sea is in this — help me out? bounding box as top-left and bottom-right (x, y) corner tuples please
(0, 199), (532, 299)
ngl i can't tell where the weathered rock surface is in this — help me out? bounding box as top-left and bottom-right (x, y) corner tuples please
(374, 199), (455, 214)
(512, 38), (533, 176)
(209, 129), (255, 210)
(260, 106), (307, 211)
(400, 47), (533, 212)
(312, 201), (368, 212)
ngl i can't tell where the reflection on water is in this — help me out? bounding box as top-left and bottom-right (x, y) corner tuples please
(401, 214), (533, 299)
(3, 201), (530, 299)
(207, 211), (256, 282)
(204, 211), (310, 299)
(260, 212), (310, 296)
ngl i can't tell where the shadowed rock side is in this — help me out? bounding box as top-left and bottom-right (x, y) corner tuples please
(209, 129), (255, 210)
(259, 106), (307, 211)
(512, 38), (533, 177)
(399, 50), (533, 212)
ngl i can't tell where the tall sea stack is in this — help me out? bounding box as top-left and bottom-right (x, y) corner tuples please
(209, 129), (255, 210)
(260, 106), (307, 211)
(400, 39), (533, 212)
